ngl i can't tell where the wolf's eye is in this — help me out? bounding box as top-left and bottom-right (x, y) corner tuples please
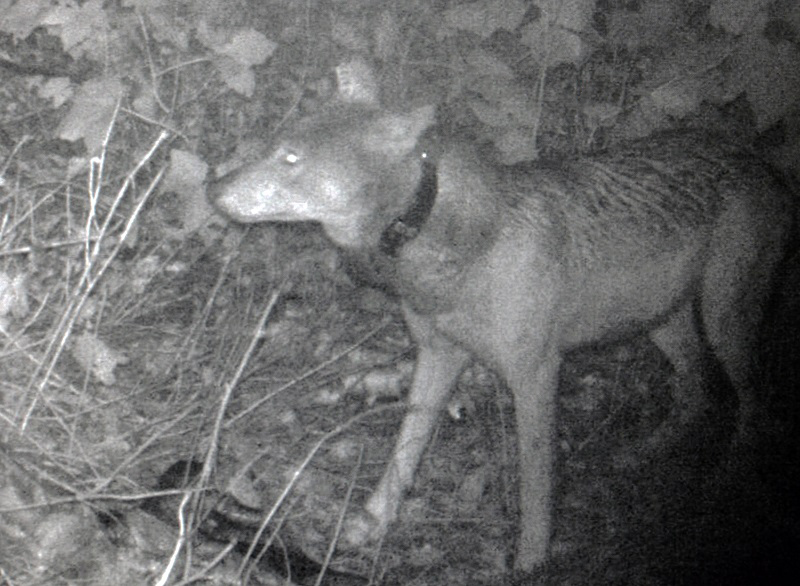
(284, 151), (300, 165)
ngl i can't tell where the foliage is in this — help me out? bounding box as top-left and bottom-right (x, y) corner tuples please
(0, 0), (798, 170)
(0, 1), (798, 584)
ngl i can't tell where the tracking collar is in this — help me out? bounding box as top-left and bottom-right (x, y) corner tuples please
(379, 158), (437, 256)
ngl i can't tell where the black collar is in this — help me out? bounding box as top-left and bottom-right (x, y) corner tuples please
(379, 159), (437, 256)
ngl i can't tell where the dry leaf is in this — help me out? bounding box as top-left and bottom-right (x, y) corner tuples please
(56, 76), (124, 153)
(0, 271), (29, 322)
(72, 332), (129, 385)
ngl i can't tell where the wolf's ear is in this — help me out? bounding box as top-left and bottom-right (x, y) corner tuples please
(361, 106), (437, 158)
(335, 58), (380, 106)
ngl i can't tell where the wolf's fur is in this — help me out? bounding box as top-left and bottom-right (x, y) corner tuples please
(211, 104), (791, 573)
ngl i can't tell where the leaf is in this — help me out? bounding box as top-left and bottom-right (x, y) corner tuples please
(214, 57), (256, 96)
(164, 149), (208, 190)
(215, 28), (277, 66)
(520, 25), (586, 67)
(129, 255), (161, 297)
(467, 78), (539, 128)
(465, 49), (515, 79)
(709, 0), (771, 35)
(56, 77), (125, 153)
(161, 149), (215, 237)
(131, 84), (159, 118)
(226, 472), (263, 509)
(520, 0), (594, 67)
(41, 0), (109, 57)
(331, 13), (370, 51)
(0, 0), (51, 38)
(37, 77), (74, 108)
(442, 0), (527, 38)
(621, 37), (730, 133)
(131, 0), (191, 50)
(208, 28), (276, 97)
(608, 0), (678, 49)
(733, 32), (800, 129)
(582, 102), (622, 128)
(649, 78), (704, 118)
(71, 332), (129, 386)
(0, 271), (29, 321)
